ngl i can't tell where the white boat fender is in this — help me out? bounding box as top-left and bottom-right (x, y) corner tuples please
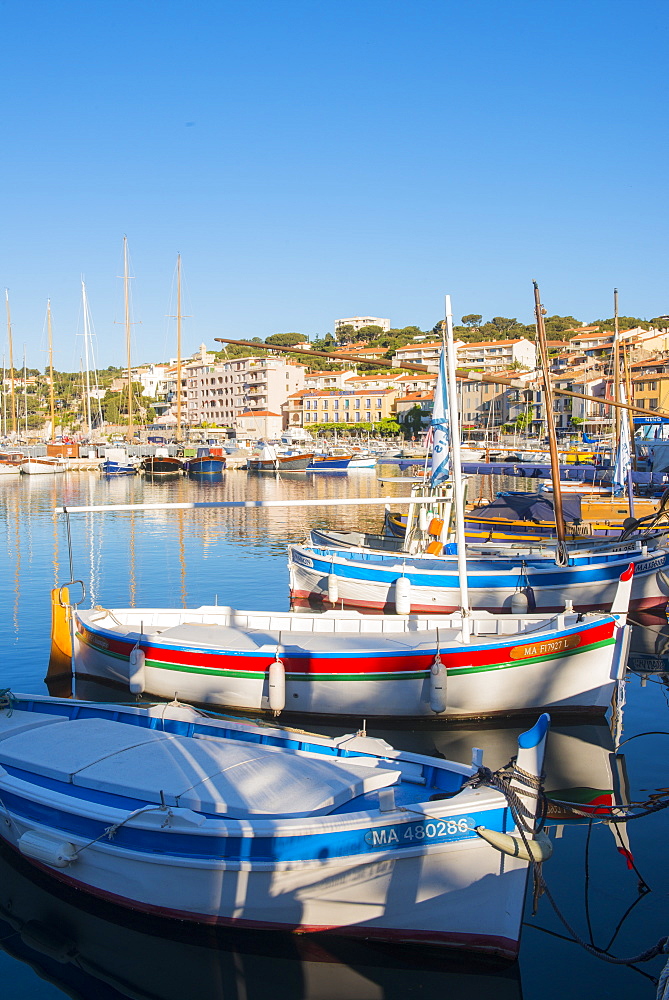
(18, 830), (78, 869)
(510, 590), (529, 614)
(129, 645), (146, 695)
(475, 826), (553, 863)
(429, 651), (447, 714)
(418, 507), (429, 531)
(395, 575), (411, 615)
(327, 573), (339, 604)
(268, 656), (286, 715)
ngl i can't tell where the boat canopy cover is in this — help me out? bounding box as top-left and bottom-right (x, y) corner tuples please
(469, 491), (582, 524)
(0, 718), (401, 819)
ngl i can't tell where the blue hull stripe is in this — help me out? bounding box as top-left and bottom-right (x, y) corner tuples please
(0, 787), (507, 862)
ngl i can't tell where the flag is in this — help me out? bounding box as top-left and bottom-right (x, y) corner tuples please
(612, 385), (631, 497)
(429, 348), (451, 486)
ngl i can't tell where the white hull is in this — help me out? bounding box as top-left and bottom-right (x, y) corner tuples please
(72, 599), (630, 719)
(20, 459), (67, 475)
(0, 696), (550, 958)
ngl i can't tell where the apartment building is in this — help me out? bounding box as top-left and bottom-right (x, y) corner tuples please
(455, 338), (536, 370)
(300, 387), (399, 426)
(334, 316), (390, 334)
(392, 338), (536, 371)
(633, 374), (669, 413)
(304, 370), (357, 391)
(181, 355), (306, 428)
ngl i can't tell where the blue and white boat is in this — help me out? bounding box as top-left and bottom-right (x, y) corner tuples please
(184, 448), (226, 475)
(289, 536), (669, 614)
(0, 693), (550, 960)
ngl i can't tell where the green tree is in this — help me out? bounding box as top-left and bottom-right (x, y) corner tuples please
(335, 324), (356, 345)
(265, 333), (308, 347)
(376, 417), (401, 436)
(491, 317), (517, 338)
(354, 325), (384, 342)
(461, 314), (483, 329)
(402, 404), (425, 438)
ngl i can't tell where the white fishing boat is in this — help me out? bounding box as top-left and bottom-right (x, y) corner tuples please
(65, 574), (631, 719)
(20, 457), (68, 475)
(0, 692), (551, 959)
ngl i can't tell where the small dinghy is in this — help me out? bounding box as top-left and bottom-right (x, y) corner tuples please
(0, 693), (550, 960)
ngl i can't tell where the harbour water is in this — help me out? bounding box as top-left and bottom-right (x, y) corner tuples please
(0, 468), (667, 999)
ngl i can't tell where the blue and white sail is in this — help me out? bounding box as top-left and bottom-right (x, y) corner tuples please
(429, 346), (451, 486)
(612, 386), (632, 498)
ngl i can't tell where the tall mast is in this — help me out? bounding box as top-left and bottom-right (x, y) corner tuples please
(47, 300), (56, 440)
(176, 253), (182, 441)
(1, 355), (5, 438)
(444, 295), (470, 629)
(533, 281), (566, 553)
(123, 236), (133, 443)
(5, 290), (16, 436)
(81, 281), (93, 435)
(23, 346), (28, 437)
(612, 288), (621, 445)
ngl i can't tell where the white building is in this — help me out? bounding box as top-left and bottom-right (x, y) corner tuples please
(335, 316), (390, 334)
(392, 338), (536, 371)
(177, 355), (306, 429)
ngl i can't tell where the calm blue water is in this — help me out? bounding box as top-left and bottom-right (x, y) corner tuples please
(0, 468), (667, 999)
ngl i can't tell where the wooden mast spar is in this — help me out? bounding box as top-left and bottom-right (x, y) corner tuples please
(213, 337), (665, 420)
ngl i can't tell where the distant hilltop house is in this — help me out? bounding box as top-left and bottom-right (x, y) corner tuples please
(335, 316), (390, 335)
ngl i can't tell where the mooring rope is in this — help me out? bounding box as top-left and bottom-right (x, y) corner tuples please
(0, 690), (17, 716)
(469, 759), (669, 978)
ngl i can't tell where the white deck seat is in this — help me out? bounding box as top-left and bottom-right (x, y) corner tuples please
(0, 718), (176, 781)
(0, 718), (401, 818)
(0, 711), (67, 743)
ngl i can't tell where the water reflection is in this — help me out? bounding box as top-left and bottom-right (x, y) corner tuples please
(0, 842), (523, 1000)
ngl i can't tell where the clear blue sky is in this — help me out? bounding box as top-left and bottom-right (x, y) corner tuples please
(1, 0), (667, 370)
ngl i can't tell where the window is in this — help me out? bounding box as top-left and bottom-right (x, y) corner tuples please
(355, 412), (361, 422)
(323, 400), (328, 409)
(355, 399), (360, 409)
(648, 398), (659, 410)
(344, 399), (350, 409)
(376, 398), (382, 408)
(333, 399), (339, 409)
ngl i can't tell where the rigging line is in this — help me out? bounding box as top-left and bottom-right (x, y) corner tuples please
(584, 814), (596, 947)
(521, 925), (658, 985)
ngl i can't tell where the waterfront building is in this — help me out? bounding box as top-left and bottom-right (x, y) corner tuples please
(334, 316), (390, 334)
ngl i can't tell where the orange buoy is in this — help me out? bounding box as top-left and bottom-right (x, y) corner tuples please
(428, 517), (444, 536)
(426, 540), (443, 556)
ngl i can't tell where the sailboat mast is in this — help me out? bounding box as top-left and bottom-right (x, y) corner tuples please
(81, 281), (93, 435)
(444, 295), (470, 624)
(613, 288), (621, 445)
(533, 281), (566, 549)
(5, 290), (16, 437)
(23, 346), (28, 437)
(1, 355), (5, 438)
(176, 254), (182, 442)
(47, 300), (56, 441)
(123, 237), (133, 443)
